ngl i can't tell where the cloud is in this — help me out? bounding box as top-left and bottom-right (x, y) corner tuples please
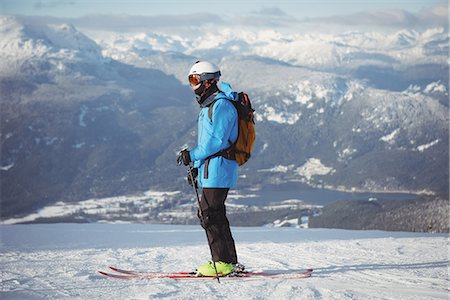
(74, 13), (224, 32)
(251, 7), (288, 17)
(34, 0), (76, 10)
(301, 4), (448, 30)
(16, 13), (226, 34)
(72, 7), (296, 33)
(313, 9), (418, 27)
(18, 3), (448, 35)
(417, 3), (448, 28)
(231, 7), (298, 29)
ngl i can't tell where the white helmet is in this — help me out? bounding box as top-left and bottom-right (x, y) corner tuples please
(188, 61), (221, 85)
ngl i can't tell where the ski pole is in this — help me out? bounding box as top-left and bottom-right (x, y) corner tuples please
(187, 163), (220, 283)
(187, 163), (201, 214)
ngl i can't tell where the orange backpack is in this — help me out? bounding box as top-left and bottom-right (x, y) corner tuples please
(208, 92), (256, 166)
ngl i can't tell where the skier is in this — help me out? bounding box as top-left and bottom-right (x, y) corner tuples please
(177, 61), (244, 276)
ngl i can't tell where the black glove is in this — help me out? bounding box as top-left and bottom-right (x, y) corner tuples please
(187, 167), (198, 188)
(177, 149), (191, 166)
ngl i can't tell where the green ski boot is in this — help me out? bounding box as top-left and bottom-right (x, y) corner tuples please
(196, 261), (234, 276)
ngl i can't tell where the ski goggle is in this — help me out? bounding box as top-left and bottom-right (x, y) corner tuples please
(188, 74), (201, 86)
(188, 71), (221, 86)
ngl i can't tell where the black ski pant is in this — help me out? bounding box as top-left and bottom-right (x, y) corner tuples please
(198, 188), (237, 264)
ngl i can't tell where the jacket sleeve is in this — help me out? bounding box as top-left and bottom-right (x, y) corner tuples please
(190, 99), (236, 162)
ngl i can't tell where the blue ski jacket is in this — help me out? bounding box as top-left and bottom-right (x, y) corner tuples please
(190, 82), (239, 188)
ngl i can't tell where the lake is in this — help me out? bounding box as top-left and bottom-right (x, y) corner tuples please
(231, 183), (418, 206)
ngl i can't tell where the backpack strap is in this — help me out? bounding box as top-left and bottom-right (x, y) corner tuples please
(204, 99), (216, 179)
(207, 99), (217, 121)
(207, 98), (235, 150)
(204, 99), (235, 179)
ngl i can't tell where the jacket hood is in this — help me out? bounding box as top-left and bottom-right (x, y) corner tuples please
(217, 81), (238, 101)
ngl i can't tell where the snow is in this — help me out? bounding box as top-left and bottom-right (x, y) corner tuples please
(272, 218), (300, 228)
(88, 24), (448, 74)
(1, 224), (448, 299)
(424, 81), (448, 94)
(2, 190), (182, 225)
(0, 16), (104, 75)
(295, 158), (336, 180)
(261, 105), (301, 125)
(403, 84), (422, 94)
(0, 163), (14, 171)
(227, 191), (258, 201)
(72, 142), (85, 149)
(258, 164), (294, 173)
(78, 105), (88, 127)
(257, 160), (337, 182)
(380, 129), (400, 143)
(1, 15), (448, 298)
(415, 139), (440, 152)
(338, 148), (357, 160)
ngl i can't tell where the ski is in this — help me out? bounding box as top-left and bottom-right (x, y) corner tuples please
(109, 266), (191, 276)
(109, 266), (313, 278)
(98, 266), (313, 280)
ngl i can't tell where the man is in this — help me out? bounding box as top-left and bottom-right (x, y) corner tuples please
(177, 61), (243, 276)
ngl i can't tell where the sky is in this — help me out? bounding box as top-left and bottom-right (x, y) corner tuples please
(1, 0), (446, 19)
(0, 0), (447, 35)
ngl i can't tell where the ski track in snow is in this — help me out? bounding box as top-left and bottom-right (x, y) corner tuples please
(1, 224), (448, 300)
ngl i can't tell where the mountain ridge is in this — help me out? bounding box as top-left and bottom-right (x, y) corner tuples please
(0, 16), (448, 219)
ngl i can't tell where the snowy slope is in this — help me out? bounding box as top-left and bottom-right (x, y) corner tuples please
(1, 224), (447, 299)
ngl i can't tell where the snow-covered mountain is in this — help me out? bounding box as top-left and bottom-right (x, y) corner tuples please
(0, 16), (103, 76)
(0, 16), (448, 222)
(93, 27), (448, 69)
(0, 16), (196, 218)
(92, 26), (449, 93)
(89, 21), (449, 193)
